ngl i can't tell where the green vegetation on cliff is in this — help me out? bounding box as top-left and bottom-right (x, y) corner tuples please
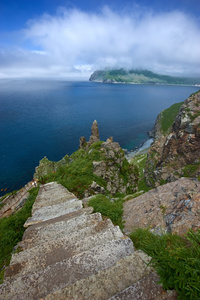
(160, 101), (183, 133)
(35, 141), (106, 198)
(89, 69), (200, 85)
(130, 228), (200, 300)
(0, 187), (39, 283)
(129, 151), (151, 194)
(35, 141), (138, 198)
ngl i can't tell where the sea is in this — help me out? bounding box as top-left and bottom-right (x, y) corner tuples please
(0, 79), (199, 195)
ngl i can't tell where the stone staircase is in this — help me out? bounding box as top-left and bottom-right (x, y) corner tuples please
(0, 182), (176, 300)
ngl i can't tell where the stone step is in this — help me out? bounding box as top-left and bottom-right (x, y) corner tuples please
(43, 250), (152, 300)
(32, 182), (78, 212)
(21, 212), (103, 249)
(24, 206), (93, 229)
(36, 182), (72, 194)
(6, 222), (124, 279)
(24, 199), (83, 226)
(24, 182), (81, 227)
(1, 238), (134, 300)
(108, 272), (177, 300)
(11, 218), (120, 265)
(32, 196), (78, 214)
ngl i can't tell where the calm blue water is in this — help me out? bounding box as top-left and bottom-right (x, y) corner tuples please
(0, 79), (199, 194)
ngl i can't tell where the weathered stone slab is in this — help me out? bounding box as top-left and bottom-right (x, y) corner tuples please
(12, 218), (121, 264)
(24, 182), (82, 227)
(1, 238), (134, 300)
(32, 196), (78, 213)
(24, 206), (93, 229)
(32, 182), (78, 213)
(22, 213), (103, 249)
(43, 250), (152, 300)
(35, 182), (72, 194)
(123, 177), (200, 235)
(109, 272), (177, 300)
(24, 199), (83, 226)
(6, 222), (124, 279)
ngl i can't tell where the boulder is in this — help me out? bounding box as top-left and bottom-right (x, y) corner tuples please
(123, 177), (200, 236)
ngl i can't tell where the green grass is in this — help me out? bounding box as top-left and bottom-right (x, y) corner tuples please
(88, 194), (124, 230)
(130, 152), (151, 194)
(182, 163), (200, 177)
(58, 143), (108, 197)
(37, 142), (107, 198)
(0, 187), (39, 283)
(190, 111), (200, 122)
(130, 228), (200, 300)
(0, 202), (6, 209)
(161, 101), (183, 133)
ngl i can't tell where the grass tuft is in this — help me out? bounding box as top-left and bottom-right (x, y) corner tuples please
(88, 194), (124, 230)
(130, 228), (200, 299)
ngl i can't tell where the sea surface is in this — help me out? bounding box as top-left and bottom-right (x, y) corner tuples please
(0, 79), (199, 195)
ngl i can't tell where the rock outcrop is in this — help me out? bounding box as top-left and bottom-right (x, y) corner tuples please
(89, 119), (100, 143)
(0, 180), (38, 218)
(0, 182), (177, 299)
(34, 155), (71, 180)
(91, 140), (138, 196)
(145, 91), (200, 187)
(79, 120), (100, 149)
(79, 136), (87, 149)
(123, 177), (200, 236)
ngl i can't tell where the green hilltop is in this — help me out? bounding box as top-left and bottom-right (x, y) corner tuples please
(89, 68), (200, 85)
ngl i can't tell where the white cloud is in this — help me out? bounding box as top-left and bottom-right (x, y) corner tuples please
(31, 50), (47, 55)
(0, 6), (200, 78)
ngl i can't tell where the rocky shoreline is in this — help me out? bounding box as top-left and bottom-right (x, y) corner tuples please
(125, 138), (153, 161)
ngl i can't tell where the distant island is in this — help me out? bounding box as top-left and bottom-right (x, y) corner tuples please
(89, 68), (200, 86)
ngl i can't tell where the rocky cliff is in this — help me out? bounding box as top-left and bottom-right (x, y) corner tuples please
(145, 90), (200, 187)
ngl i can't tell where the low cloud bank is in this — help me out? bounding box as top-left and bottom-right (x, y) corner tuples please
(1, 6), (200, 78)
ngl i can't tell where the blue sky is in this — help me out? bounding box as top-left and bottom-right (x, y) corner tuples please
(0, 0), (200, 78)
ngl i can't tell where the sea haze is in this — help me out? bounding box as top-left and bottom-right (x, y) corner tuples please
(0, 79), (199, 194)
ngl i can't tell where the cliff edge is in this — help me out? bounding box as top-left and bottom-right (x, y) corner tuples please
(145, 90), (200, 187)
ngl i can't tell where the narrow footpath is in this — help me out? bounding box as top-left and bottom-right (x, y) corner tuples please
(0, 182), (176, 299)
